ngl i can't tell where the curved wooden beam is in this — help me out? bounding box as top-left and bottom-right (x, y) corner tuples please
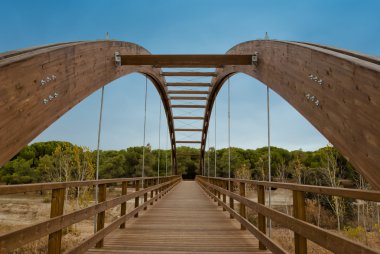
(200, 40), (380, 190)
(0, 41), (178, 173)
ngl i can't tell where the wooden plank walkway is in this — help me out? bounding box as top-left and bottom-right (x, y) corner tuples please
(87, 181), (270, 254)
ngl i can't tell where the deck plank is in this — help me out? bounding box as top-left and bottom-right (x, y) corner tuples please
(86, 181), (271, 254)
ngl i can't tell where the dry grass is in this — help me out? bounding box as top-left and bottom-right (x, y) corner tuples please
(0, 188), (137, 253)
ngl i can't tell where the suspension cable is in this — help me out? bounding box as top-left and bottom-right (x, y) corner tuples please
(267, 85), (272, 237)
(142, 75), (148, 188)
(94, 86), (105, 233)
(157, 102), (162, 183)
(228, 78), (231, 186)
(214, 100), (217, 177)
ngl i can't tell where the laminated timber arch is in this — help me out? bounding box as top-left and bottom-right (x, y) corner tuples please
(1, 40), (380, 189)
(200, 40), (380, 190)
(0, 41), (178, 172)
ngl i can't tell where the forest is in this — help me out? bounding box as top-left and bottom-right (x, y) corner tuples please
(0, 141), (363, 188)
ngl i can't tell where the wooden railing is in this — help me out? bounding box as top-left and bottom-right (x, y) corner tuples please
(0, 175), (181, 253)
(196, 176), (380, 254)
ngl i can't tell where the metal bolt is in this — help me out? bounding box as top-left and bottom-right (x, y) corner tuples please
(115, 52), (121, 66)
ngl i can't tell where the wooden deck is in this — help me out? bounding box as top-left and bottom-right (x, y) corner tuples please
(87, 181), (270, 254)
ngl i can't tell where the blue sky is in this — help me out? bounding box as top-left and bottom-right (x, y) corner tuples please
(1, 0), (379, 151)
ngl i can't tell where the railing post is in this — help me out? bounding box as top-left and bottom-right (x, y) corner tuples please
(134, 180), (140, 218)
(48, 188), (65, 254)
(239, 181), (246, 230)
(95, 184), (106, 248)
(222, 180), (227, 211)
(257, 185), (266, 250)
(120, 181), (127, 229)
(144, 179), (148, 210)
(293, 190), (307, 254)
(217, 180), (221, 206)
(229, 180), (234, 219)
(213, 179), (217, 202)
(155, 178), (159, 201)
(150, 179), (154, 205)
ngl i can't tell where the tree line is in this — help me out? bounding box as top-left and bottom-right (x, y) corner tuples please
(0, 141), (363, 187)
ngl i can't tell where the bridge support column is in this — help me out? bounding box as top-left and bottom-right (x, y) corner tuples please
(239, 182), (246, 230)
(95, 184), (107, 248)
(257, 185), (266, 250)
(48, 188), (65, 254)
(120, 181), (128, 229)
(293, 190), (307, 254)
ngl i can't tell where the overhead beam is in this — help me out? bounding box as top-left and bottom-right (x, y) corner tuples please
(166, 83), (211, 87)
(170, 96), (207, 100)
(161, 72), (217, 77)
(120, 54), (254, 67)
(176, 141), (202, 144)
(173, 116), (204, 120)
(168, 90), (209, 95)
(174, 128), (203, 131)
(171, 105), (206, 108)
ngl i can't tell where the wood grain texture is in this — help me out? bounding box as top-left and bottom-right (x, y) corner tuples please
(200, 40), (380, 189)
(0, 41), (178, 172)
(1, 39), (380, 188)
(86, 181), (270, 254)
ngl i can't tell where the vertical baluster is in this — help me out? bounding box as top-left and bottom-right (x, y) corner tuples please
(239, 182), (246, 230)
(257, 185), (266, 250)
(95, 184), (106, 248)
(48, 188), (65, 254)
(134, 180), (140, 218)
(222, 180), (227, 211)
(229, 180), (234, 219)
(293, 190), (307, 254)
(120, 181), (127, 229)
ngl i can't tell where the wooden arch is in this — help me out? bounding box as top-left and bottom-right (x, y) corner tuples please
(200, 40), (380, 190)
(0, 41), (177, 172)
(1, 40), (380, 189)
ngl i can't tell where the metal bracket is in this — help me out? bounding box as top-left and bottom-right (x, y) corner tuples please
(252, 52), (258, 65)
(115, 51), (121, 66)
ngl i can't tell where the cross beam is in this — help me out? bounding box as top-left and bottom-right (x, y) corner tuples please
(120, 55), (254, 67)
(161, 72), (217, 77)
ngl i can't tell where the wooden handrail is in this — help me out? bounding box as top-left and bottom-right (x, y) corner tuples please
(207, 176), (380, 202)
(197, 176), (380, 254)
(0, 176), (164, 195)
(0, 176), (181, 253)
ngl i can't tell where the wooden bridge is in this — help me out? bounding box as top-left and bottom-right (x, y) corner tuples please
(1, 40), (380, 253)
(86, 181), (268, 254)
(1, 176), (380, 254)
